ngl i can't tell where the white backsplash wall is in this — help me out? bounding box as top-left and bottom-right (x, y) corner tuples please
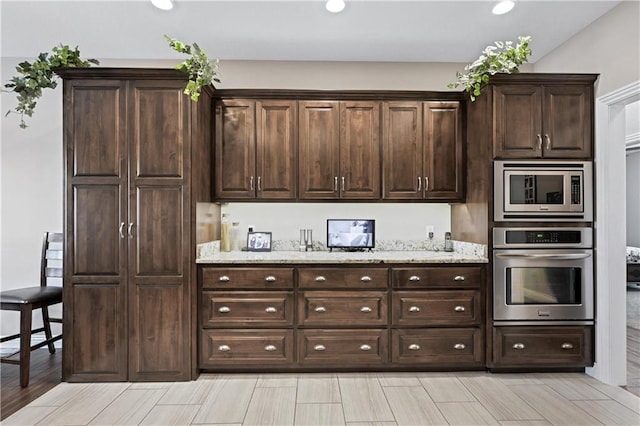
(220, 203), (451, 244)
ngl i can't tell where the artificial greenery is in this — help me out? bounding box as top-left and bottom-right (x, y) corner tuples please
(165, 35), (220, 101)
(448, 36), (532, 101)
(4, 44), (99, 128)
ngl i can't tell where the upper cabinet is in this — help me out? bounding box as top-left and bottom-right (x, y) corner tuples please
(493, 80), (594, 159)
(299, 101), (380, 200)
(383, 101), (463, 201)
(215, 99), (297, 200)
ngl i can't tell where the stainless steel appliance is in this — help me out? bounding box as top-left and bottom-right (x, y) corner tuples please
(494, 160), (593, 222)
(493, 227), (594, 324)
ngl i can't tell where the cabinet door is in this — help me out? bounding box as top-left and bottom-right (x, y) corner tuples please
(340, 101), (381, 199)
(64, 79), (128, 381)
(542, 85), (592, 158)
(299, 101), (340, 199)
(424, 101), (464, 200)
(128, 80), (191, 381)
(256, 100), (297, 199)
(382, 102), (423, 199)
(215, 100), (256, 198)
(493, 85), (543, 158)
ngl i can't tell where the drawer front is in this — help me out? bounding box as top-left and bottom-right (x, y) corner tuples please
(201, 267), (294, 289)
(299, 268), (388, 289)
(200, 329), (294, 367)
(202, 292), (294, 327)
(392, 290), (480, 326)
(493, 326), (594, 367)
(299, 291), (388, 326)
(298, 329), (388, 365)
(392, 329), (483, 365)
(393, 267), (482, 288)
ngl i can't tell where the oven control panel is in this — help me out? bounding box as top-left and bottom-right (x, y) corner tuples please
(493, 227), (592, 249)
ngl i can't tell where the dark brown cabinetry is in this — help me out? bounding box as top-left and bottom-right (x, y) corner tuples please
(215, 100), (297, 199)
(493, 81), (593, 159)
(299, 101), (380, 199)
(60, 69), (212, 382)
(383, 101), (464, 201)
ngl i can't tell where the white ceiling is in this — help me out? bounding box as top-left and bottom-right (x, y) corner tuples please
(0, 0), (625, 63)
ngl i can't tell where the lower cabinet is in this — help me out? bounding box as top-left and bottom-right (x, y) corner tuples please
(201, 329), (294, 367)
(392, 328), (483, 365)
(298, 329), (388, 365)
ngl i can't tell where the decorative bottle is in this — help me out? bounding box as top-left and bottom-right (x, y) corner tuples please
(231, 222), (241, 251)
(220, 213), (231, 252)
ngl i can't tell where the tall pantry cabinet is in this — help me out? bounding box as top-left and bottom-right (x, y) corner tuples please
(58, 69), (212, 382)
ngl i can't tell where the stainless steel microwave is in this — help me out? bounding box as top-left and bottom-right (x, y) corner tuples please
(494, 161), (593, 222)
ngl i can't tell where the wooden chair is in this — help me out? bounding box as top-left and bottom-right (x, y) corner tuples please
(1, 232), (63, 387)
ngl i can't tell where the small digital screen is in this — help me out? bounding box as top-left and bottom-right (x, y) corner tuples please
(327, 219), (375, 249)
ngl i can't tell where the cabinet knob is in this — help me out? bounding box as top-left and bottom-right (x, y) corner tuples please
(218, 345), (231, 352)
(127, 223), (135, 239)
(219, 275), (230, 282)
(314, 306), (327, 313)
(250, 176), (255, 191)
(264, 345), (277, 352)
(417, 176), (422, 192)
(360, 344), (372, 351)
(313, 344), (326, 351)
(544, 134), (551, 151)
(341, 176), (345, 192)
(454, 343), (466, 350)
(409, 306), (421, 313)
(424, 176), (429, 191)
(218, 306), (231, 313)
(334, 177), (338, 192)
(513, 343), (525, 350)
(360, 306), (372, 313)
(537, 134), (543, 150)
(453, 275), (465, 281)
(561, 343), (574, 350)
(454, 305), (466, 312)
(315, 276), (327, 282)
(408, 344), (421, 351)
(257, 176), (262, 192)
(264, 275), (277, 282)
(409, 275), (421, 282)
(265, 306), (277, 313)
(119, 222), (126, 239)
(360, 276), (372, 282)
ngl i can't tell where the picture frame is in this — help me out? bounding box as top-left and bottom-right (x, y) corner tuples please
(247, 231), (272, 252)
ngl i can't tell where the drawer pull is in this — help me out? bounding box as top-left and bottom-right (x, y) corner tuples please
(454, 305), (466, 312)
(218, 306), (231, 313)
(265, 306), (277, 313)
(409, 306), (421, 313)
(409, 275), (421, 282)
(513, 343), (525, 350)
(264, 345), (277, 352)
(360, 344), (372, 351)
(313, 344), (326, 351)
(264, 275), (277, 282)
(218, 345), (231, 352)
(454, 275), (465, 281)
(454, 343), (466, 350)
(315, 276), (327, 282)
(219, 275), (230, 282)
(360, 276), (372, 282)
(408, 344), (421, 351)
(314, 306), (327, 313)
(561, 343), (574, 350)
(360, 306), (372, 313)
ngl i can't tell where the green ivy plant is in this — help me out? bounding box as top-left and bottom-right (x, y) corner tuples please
(165, 35), (220, 101)
(449, 36), (532, 101)
(4, 44), (99, 128)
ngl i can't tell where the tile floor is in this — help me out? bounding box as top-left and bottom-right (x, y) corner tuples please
(3, 371), (640, 425)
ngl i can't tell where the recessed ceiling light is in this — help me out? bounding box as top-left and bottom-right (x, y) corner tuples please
(326, 0), (345, 13)
(492, 0), (515, 15)
(151, 0), (174, 11)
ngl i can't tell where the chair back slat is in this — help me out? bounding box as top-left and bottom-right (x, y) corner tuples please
(41, 232), (63, 287)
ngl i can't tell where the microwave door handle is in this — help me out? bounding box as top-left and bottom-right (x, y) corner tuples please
(495, 253), (591, 260)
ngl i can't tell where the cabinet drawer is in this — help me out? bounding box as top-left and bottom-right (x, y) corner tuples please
(392, 267), (482, 288)
(202, 291), (294, 327)
(392, 329), (483, 365)
(200, 329), (294, 367)
(299, 291), (388, 326)
(299, 268), (388, 289)
(493, 326), (594, 367)
(298, 329), (388, 365)
(392, 290), (480, 326)
(201, 267), (294, 289)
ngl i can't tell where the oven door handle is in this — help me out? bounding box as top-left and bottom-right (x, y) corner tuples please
(495, 253), (591, 260)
